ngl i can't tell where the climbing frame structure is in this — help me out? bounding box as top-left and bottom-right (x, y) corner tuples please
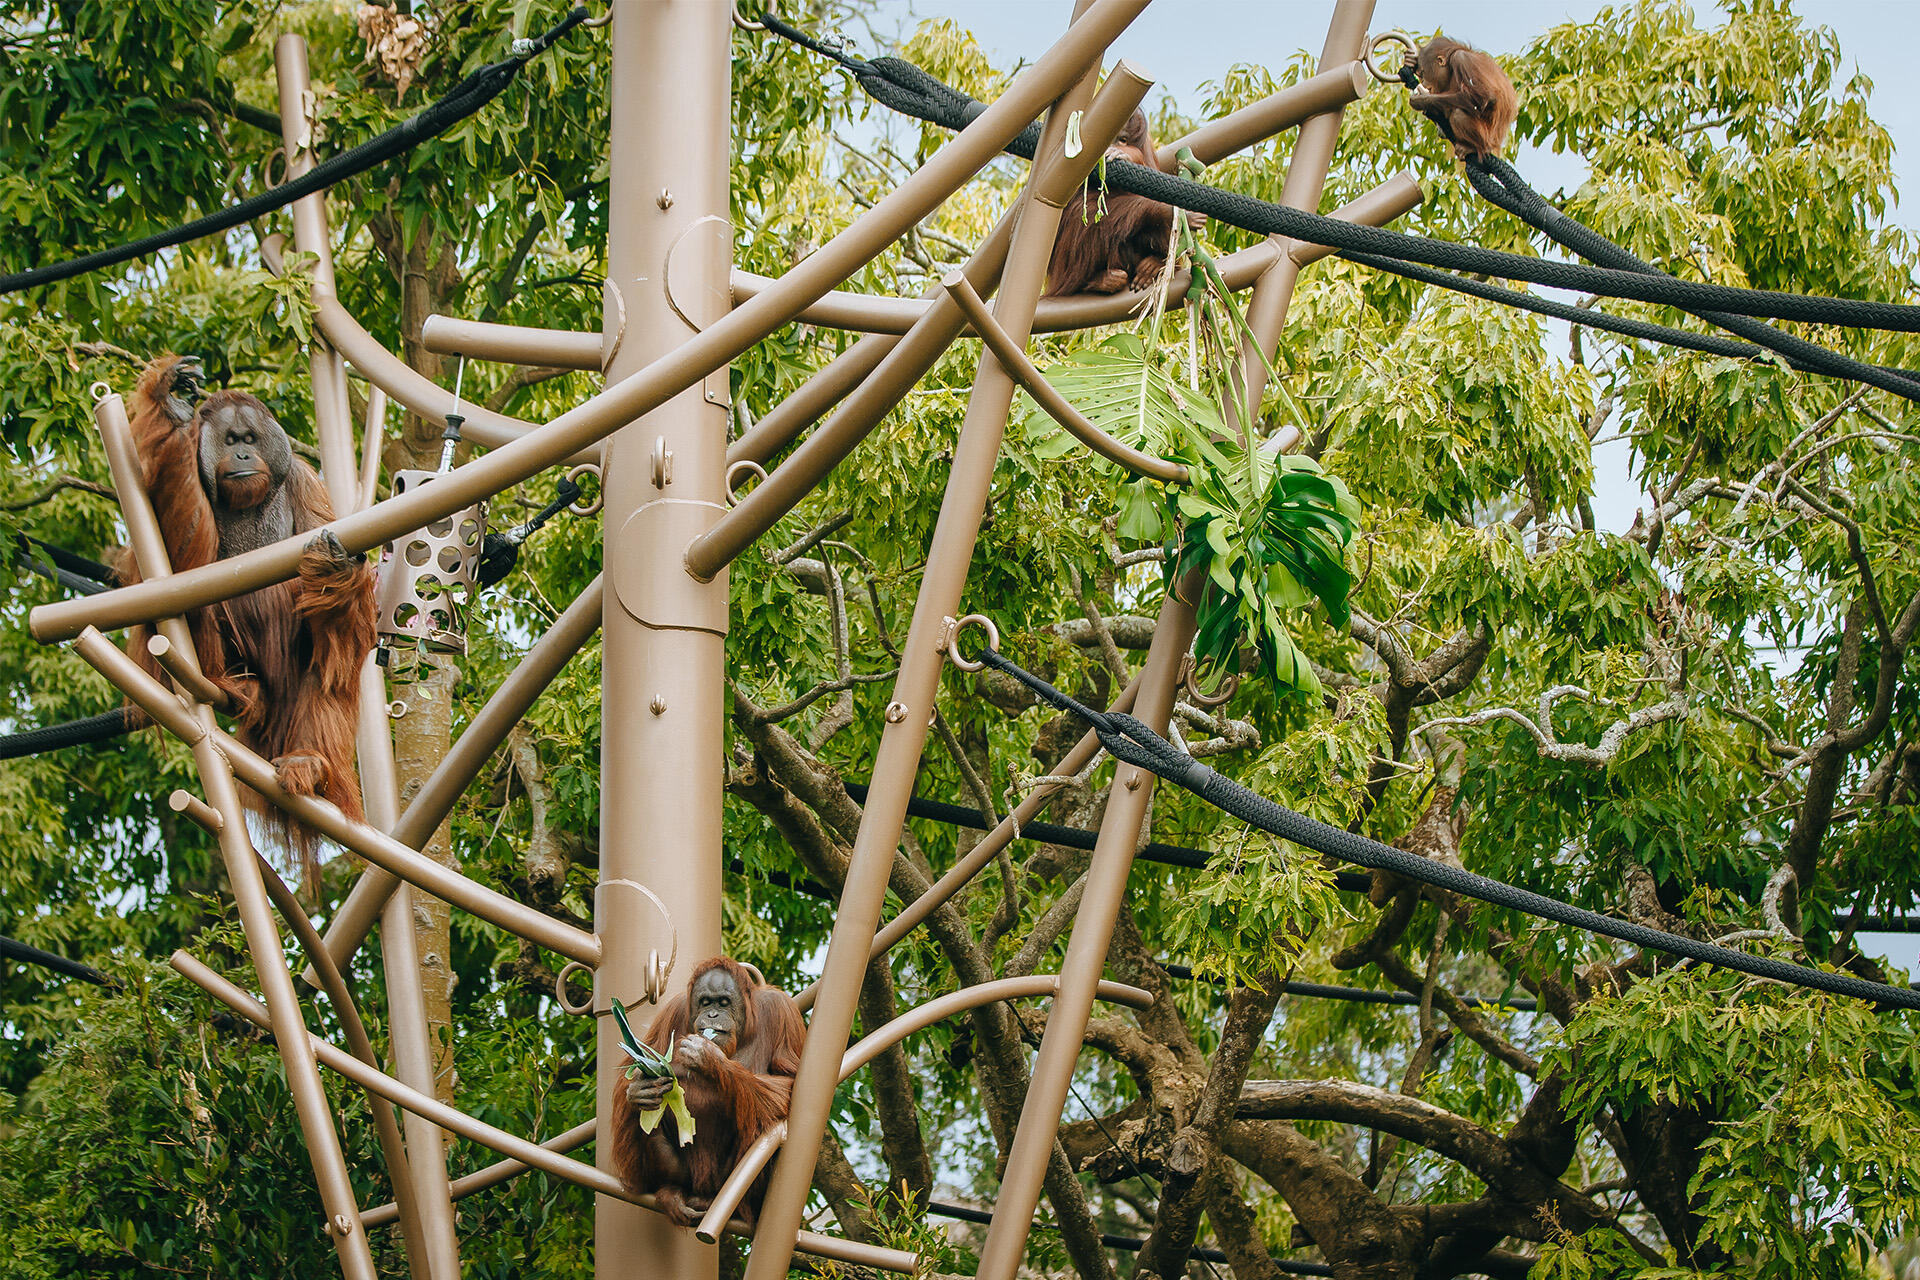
(29, 2), (1418, 1277)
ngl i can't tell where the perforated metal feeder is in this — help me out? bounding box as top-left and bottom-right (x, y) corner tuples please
(375, 469), (485, 653)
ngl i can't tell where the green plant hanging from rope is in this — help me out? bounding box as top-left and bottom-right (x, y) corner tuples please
(1016, 186), (1359, 697)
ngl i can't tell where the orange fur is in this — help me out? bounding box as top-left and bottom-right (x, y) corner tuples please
(1407, 36), (1518, 161)
(122, 358), (376, 895)
(610, 958), (805, 1228)
(1044, 109), (1199, 298)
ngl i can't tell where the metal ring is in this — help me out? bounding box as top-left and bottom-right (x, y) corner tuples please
(555, 960), (594, 1015)
(732, 3), (767, 32)
(564, 462), (603, 517)
(582, 5), (613, 28)
(1182, 654), (1240, 709)
(944, 613), (1000, 673)
(596, 878), (680, 1004)
(724, 459), (767, 508)
(386, 700), (408, 719)
(1366, 30), (1418, 85)
(88, 381), (112, 402)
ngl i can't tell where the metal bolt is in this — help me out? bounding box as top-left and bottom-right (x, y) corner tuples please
(884, 701), (909, 724)
(1124, 772), (1141, 791)
(650, 696), (667, 716)
(657, 188), (675, 210)
(331, 1213), (354, 1236)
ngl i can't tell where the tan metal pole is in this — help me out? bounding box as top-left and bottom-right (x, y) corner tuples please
(318, 576), (606, 977)
(247, 843), (432, 1274)
(725, 173), (1422, 337)
(741, 9), (1141, 1272)
(274, 36), (357, 498)
(421, 315), (604, 370)
(968, 581), (1198, 1280)
(792, 676), (1141, 1014)
(192, 739), (383, 1279)
(700, 975), (1153, 1239)
(1156, 59), (1370, 168)
(73, 623), (603, 963)
(975, 11), (1376, 1276)
(1232, 0), (1377, 434)
(276, 41), (463, 1275)
(594, 5), (730, 1278)
(172, 954), (918, 1274)
(685, 61), (1155, 582)
(358, 673), (465, 1278)
(97, 387), (382, 1278)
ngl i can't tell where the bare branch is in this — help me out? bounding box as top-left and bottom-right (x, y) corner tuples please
(1423, 678), (1687, 769)
(0, 473), (116, 510)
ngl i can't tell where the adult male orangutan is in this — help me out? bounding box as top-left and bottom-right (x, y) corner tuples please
(123, 355), (377, 894)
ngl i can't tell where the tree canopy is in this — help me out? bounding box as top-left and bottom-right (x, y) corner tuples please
(2, 2), (1919, 1278)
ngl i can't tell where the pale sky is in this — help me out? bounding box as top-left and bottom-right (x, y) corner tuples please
(873, 0), (1920, 212)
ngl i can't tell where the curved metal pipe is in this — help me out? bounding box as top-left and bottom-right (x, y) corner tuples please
(170, 953), (913, 1273)
(260, 235), (567, 459)
(694, 975), (1151, 1240)
(33, 9), (1120, 648)
(315, 576), (608, 980)
(362, 1120), (594, 1229)
(363, 974), (1153, 1243)
(250, 852), (428, 1262)
(1155, 60), (1371, 168)
(940, 274), (1187, 484)
(694, 1123), (787, 1242)
(314, 294), (594, 461)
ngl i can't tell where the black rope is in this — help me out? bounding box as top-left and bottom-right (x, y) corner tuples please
(757, 10), (867, 74)
(843, 781), (1371, 888)
(1346, 251), (1920, 385)
(972, 646), (1920, 1012)
(0, 7), (591, 296)
(1161, 964), (1541, 1010)
(0, 933), (115, 987)
(1461, 156), (1920, 401)
(0, 706), (140, 760)
(16, 535), (115, 585)
(750, 27), (1920, 355)
(13, 534), (116, 596)
(476, 475), (582, 588)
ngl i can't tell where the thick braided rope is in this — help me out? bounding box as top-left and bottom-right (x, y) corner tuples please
(974, 648), (1920, 1012)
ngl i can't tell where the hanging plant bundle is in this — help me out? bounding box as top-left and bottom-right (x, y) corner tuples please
(1018, 332), (1360, 698)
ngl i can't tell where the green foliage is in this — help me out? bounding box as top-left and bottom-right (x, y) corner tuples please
(1020, 333), (1360, 694)
(2, 1), (1920, 1276)
(1552, 970), (1920, 1278)
(0, 946), (398, 1278)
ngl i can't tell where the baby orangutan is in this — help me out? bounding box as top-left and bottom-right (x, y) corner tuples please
(1404, 34), (1518, 161)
